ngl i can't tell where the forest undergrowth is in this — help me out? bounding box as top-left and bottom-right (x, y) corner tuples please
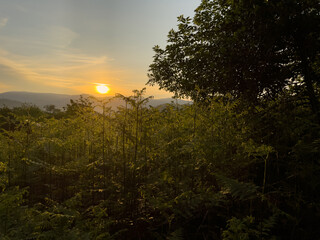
(0, 88), (319, 239)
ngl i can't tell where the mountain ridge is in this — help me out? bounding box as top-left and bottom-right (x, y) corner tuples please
(0, 91), (190, 109)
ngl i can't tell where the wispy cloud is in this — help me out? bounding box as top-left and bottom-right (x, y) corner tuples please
(0, 48), (112, 89)
(0, 25), (116, 93)
(14, 3), (29, 13)
(0, 82), (11, 91)
(0, 18), (8, 29)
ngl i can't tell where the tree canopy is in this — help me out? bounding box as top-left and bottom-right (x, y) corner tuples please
(148, 0), (320, 103)
(0, 0), (320, 239)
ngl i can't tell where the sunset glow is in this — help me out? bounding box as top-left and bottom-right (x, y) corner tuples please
(0, 1), (198, 98)
(96, 84), (110, 94)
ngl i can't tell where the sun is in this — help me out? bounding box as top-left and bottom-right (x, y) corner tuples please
(96, 84), (110, 94)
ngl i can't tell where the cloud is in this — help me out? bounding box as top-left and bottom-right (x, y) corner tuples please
(0, 82), (10, 91)
(0, 47), (110, 83)
(0, 23), (147, 95)
(0, 18), (8, 29)
(0, 27), (114, 94)
(43, 26), (78, 49)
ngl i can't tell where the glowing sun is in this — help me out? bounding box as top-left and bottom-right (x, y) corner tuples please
(96, 84), (110, 94)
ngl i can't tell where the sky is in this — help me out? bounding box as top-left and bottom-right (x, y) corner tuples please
(0, 0), (199, 98)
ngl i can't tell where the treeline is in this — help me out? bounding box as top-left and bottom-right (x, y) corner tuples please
(0, 87), (319, 239)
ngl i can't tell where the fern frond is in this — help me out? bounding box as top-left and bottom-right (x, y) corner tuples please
(215, 174), (259, 200)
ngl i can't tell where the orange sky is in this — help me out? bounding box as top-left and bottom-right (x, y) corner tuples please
(0, 0), (199, 98)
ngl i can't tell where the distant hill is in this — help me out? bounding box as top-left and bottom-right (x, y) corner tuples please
(0, 92), (190, 110)
(0, 98), (24, 108)
(0, 92), (80, 109)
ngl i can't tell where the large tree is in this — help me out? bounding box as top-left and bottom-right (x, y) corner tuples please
(148, 0), (320, 106)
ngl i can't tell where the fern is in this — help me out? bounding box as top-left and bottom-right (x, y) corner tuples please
(215, 174), (259, 201)
(222, 216), (257, 240)
(261, 212), (279, 237)
(167, 228), (184, 240)
(222, 214), (279, 240)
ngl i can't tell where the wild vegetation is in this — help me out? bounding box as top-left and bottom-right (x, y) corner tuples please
(1, 0), (319, 239)
(0, 86), (319, 239)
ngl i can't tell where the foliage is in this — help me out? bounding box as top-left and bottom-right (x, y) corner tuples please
(148, 0), (320, 106)
(0, 2), (319, 239)
(0, 86), (319, 239)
